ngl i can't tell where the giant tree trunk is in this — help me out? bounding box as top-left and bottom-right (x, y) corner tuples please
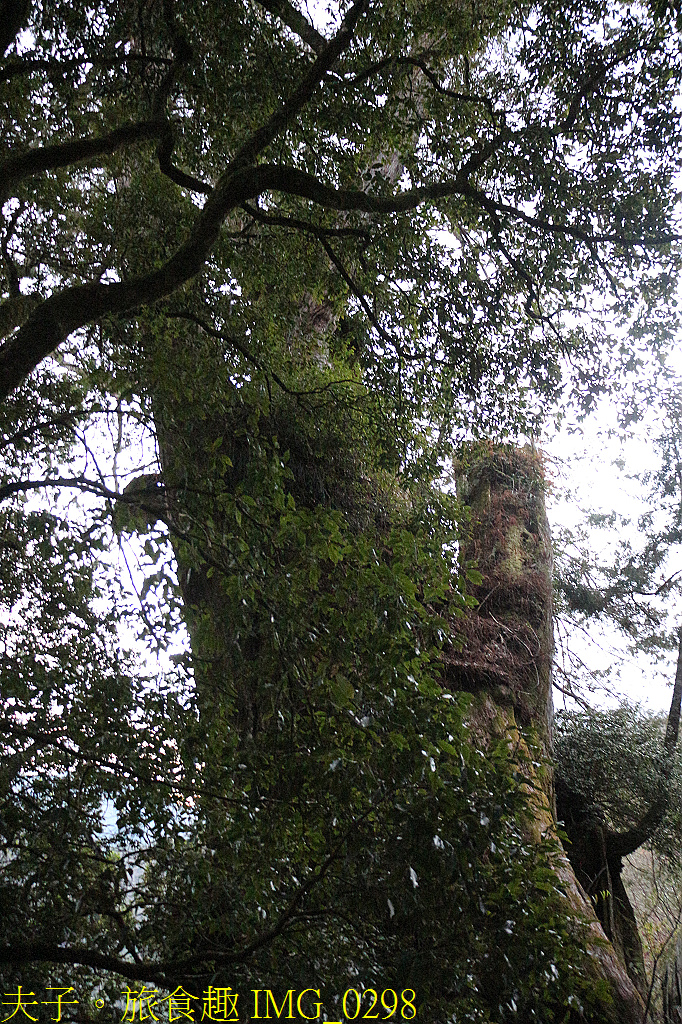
(452, 445), (645, 1022)
(143, 349), (646, 1020)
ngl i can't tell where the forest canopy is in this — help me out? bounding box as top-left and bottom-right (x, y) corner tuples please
(1, 0), (682, 1020)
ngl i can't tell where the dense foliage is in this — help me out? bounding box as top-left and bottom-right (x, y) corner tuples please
(555, 705), (682, 864)
(2, 0), (682, 1018)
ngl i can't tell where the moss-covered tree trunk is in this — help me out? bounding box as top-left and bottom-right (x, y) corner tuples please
(134, 346), (648, 1020)
(453, 445), (645, 1023)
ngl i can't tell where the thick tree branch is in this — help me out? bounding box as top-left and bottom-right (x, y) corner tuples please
(0, 3), (370, 399)
(0, 163), (262, 399)
(141, 3), (212, 195)
(349, 54), (497, 119)
(0, 120), (166, 201)
(663, 628), (682, 753)
(0, 474), (124, 503)
(241, 200), (371, 239)
(229, 0), (369, 170)
(3, 132), (677, 402)
(255, 0), (327, 53)
(254, 163), (475, 212)
(0, 944), (174, 987)
(482, 189), (682, 246)
(0, 53), (174, 82)
(156, 126), (212, 194)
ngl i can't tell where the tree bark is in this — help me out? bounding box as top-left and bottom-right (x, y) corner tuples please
(144, 398), (647, 1019)
(454, 444), (645, 1022)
